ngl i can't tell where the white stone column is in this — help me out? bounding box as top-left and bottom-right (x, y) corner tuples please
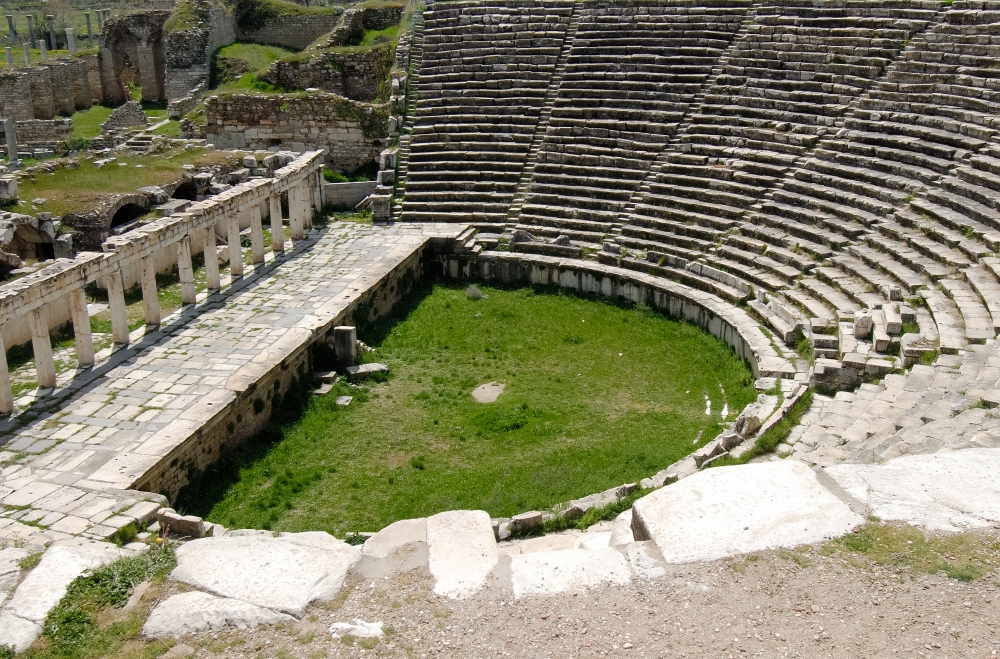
(30, 308), (56, 388)
(227, 211), (244, 278)
(65, 27), (76, 55)
(289, 186), (305, 241)
(302, 181), (313, 231)
(269, 193), (284, 254)
(69, 288), (94, 367)
(140, 255), (160, 326)
(314, 170), (323, 212)
(204, 230), (221, 291)
(177, 235), (197, 305)
(106, 268), (130, 345)
(0, 334), (13, 413)
(250, 202), (265, 265)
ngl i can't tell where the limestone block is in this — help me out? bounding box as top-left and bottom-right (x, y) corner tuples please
(156, 507), (209, 538)
(626, 541), (667, 580)
(355, 518), (427, 578)
(171, 532), (361, 617)
(854, 312), (873, 340)
(345, 363), (388, 381)
(631, 461), (862, 563)
(426, 510), (498, 599)
(0, 610), (39, 653)
(509, 510), (543, 533)
(509, 549), (631, 598)
(0, 548), (29, 606)
(143, 591), (294, 638)
(608, 509), (634, 547)
(825, 448), (1000, 532)
(0, 176), (16, 202)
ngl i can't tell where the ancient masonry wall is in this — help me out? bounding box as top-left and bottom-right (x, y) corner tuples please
(133, 244), (427, 501)
(13, 119), (73, 144)
(205, 93), (389, 171)
(165, 2), (235, 100)
(235, 14), (341, 50)
(0, 56), (98, 121)
(258, 44), (393, 102)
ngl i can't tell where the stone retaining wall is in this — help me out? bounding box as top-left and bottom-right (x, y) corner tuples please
(258, 44), (393, 101)
(133, 238), (429, 501)
(324, 181), (377, 209)
(236, 14), (341, 51)
(0, 56), (98, 121)
(13, 119), (73, 144)
(205, 93), (389, 172)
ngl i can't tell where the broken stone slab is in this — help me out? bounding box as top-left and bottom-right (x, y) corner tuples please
(509, 548), (631, 598)
(639, 468), (679, 490)
(0, 539), (128, 651)
(426, 510), (498, 599)
(336, 396), (353, 406)
(825, 447), (1000, 532)
(345, 363), (388, 381)
(608, 509), (634, 548)
(502, 534), (580, 555)
(632, 461), (863, 564)
(508, 510), (543, 533)
(626, 541), (668, 580)
(472, 381), (505, 403)
(355, 518), (427, 578)
(561, 483), (637, 520)
(330, 619), (383, 639)
(854, 312), (873, 340)
(143, 591), (294, 638)
(171, 532), (360, 617)
(0, 548), (29, 606)
(574, 530), (611, 551)
(692, 440), (726, 467)
(157, 508), (210, 538)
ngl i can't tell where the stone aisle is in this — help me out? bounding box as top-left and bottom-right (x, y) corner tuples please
(0, 222), (462, 550)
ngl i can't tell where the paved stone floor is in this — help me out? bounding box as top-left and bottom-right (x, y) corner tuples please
(0, 222), (463, 550)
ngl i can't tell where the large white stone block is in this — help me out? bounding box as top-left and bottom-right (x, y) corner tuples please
(632, 461), (862, 563)
(143, 591), (294, 638)
(426, 510), (498, 599)
(172, 531), (360, 617)
(825, 448), (1000, 532)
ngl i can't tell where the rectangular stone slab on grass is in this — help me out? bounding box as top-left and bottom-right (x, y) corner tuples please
(631, 461), (863, 564)
(143, 590), (295, 638)
(426, 510), (498, 599)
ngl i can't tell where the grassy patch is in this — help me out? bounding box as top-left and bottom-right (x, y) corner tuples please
(69, 105), (115, 139)
(20, 547), (175, 659)
(177, 284), (757, 535)
(12, 148), (240, 218)
(217, 42), (295, 72)
(707, 388), (812, 467)
(825, 522), (1000, 581)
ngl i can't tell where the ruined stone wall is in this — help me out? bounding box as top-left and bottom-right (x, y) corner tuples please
(165, 2), (235, 100)
(0, 71), (33, 121)
(44, 61), (77, 116)
(235, 14), (341, 50)
(205, 93), (389, 172)
(258, 44), (393, 101)
(14, 119), (73, 144)
(99, 11), (170, 104)
(25, 67), (56, 120)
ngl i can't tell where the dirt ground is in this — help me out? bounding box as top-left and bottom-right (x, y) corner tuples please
(161, 544), (1000, 659)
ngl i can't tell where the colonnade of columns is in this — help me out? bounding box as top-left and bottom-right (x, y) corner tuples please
(0, 173), (323, 414)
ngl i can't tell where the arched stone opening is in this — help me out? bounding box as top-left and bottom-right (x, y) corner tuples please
(110, 203), (147, 234)
(98, 11), (170, 104)
(172, 180), (198, 201)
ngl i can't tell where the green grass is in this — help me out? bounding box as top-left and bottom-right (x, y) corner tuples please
(216, 42), (295, 73)
(69, 105), (115, 139)
(177, 283), (757, 535)
(16, 547), (176, 659)
(12, 147), (240, 218)
(824, 521), (1000, 582)
(215, 72), (285, 94)
(359, 25), (400, 47)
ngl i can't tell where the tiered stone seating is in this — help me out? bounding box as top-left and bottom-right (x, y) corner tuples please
(620, 0), (937, 262)
(517, 0), (751, 243)
(400, 0), (575, 224)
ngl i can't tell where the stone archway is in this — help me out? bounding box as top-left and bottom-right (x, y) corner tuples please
(98, 11), (170, 104)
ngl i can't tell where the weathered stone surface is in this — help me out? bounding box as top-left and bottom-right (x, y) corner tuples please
(626, 541), (667, 580)
(574, 531), (611, 551)
(509, 548), (631, 598)
(143, 591), (294, 638)
(0, 539), (126, 651)
(345, 363), (389, 381)
(509, 510), (543, 533)
(329, 619), (383, 639)
(426, 510), (498, 599)
(854, 313), (873, 340)
(157, 507), (210, 538)
(472, 381), (505, 403)
(0, 548), (29, 605)
(632, 461), (863, 563)
(172, 532), (360, 617)
(609, 510), (634, 548)
(356, 518), (427, 578)
(825, 448), (1000, 532)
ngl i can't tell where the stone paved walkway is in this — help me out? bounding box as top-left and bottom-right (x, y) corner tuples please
(0, 222), (463, 550)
